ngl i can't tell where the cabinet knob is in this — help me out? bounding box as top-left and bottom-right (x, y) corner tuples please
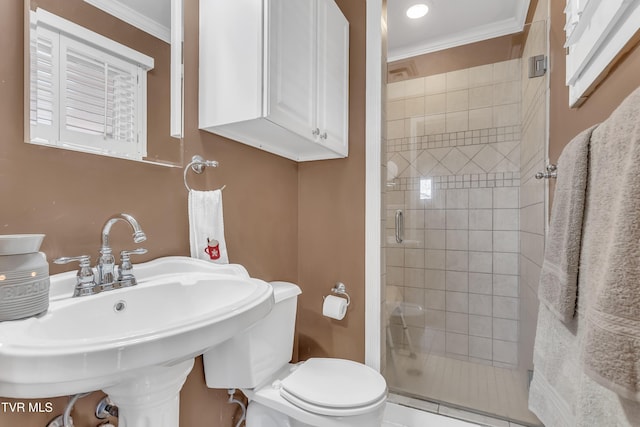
(312, 128), (320, 136)
(320, 132), (327, 140)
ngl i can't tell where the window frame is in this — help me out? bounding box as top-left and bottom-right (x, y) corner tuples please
(564, 0), (640, 107)
(29, 8), (153, 160)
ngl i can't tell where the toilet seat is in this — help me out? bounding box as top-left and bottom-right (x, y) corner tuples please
(278, 358), (387, 417)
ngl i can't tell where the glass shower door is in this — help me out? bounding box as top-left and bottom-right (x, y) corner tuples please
(383, 19), (548, 426)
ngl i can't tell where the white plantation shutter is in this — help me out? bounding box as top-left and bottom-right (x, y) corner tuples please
(58, 37), (144, 157)
(30, 26), (58, 144)
(30, 9), (152, 160)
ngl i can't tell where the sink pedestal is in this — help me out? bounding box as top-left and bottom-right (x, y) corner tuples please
(103, 359), (194, 427)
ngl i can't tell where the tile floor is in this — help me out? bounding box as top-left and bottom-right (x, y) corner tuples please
(385, 352), (541, 426)
(384, 401), (479, 427)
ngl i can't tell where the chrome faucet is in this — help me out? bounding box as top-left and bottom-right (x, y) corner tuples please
(97, 213), (147, 289)
(55, 213), (147, 297)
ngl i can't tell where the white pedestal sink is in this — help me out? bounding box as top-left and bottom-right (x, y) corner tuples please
(0, 257), (274, 427)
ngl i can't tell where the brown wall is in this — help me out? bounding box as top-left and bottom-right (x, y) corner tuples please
(296, 0), (367, 362)
(1, 0), (367, 424)
(549, 0), (640, 161)
(387, 33), (525, 82)
(0, 0), (306, 425)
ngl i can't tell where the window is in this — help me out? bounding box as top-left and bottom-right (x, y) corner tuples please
(564, 0), (640, 106)
(419, 178), (432, 200)
(30, 8), (154, 160)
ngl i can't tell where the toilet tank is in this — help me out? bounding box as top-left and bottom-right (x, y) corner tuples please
(203, 281), (302, 389)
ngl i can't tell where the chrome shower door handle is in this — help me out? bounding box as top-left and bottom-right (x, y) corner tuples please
(535, 164), (557, 179)
(395, 210), (404, 244)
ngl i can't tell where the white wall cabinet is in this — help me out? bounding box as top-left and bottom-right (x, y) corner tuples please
(199, 0), (349, 162)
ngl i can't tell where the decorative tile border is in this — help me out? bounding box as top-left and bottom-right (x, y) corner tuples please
(388, 173), (521, 191)
(388, 126), (521, 152)
(386, 124), (521, 178)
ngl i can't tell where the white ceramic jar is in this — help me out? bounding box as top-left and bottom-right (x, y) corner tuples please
(0, 235), (50, 321)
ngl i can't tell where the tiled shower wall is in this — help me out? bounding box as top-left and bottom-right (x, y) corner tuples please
(385, 59), (522, 368)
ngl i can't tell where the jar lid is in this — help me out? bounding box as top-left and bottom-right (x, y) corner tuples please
(0, 234), (45, 255)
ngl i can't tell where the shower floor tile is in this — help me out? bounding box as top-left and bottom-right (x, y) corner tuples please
(385, 352), (541, 426)
(384, 402), (480, 427)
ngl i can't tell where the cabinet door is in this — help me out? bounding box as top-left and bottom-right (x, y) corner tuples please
(316, 0), (349, 156)
(267, 0), (317, 140)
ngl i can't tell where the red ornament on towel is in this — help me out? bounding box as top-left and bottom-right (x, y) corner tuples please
(204, 238), (220, 260)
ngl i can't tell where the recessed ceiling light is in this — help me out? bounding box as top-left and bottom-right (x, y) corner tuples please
(406, 4), (429, 19)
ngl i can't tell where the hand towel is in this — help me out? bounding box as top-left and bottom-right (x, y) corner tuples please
(188, 189), (229, 264)
(538, 125), (596, 323)
(580, 86), (640, 402)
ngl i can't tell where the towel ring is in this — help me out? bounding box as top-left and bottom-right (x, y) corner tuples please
(184, 155), (222, 191)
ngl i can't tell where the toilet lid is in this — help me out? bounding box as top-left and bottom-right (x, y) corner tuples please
(279, 358), (387, 416)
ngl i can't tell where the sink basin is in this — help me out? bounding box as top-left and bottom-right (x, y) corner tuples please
(0, 256), (273, 426)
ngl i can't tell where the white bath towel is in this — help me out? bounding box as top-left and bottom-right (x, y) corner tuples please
(538, 125), (595, 323)
(529, 304), (640, 427)
(188, 189), (229, 264)
(581, 87), (640, 401)
(529, 86), (640, 425)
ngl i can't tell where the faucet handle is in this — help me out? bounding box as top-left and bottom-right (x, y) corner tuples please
(120, 248), (148, 263)
(54, 255), (96, 296)
(54, 255), (91, 266)
(118, 248), (147, 287)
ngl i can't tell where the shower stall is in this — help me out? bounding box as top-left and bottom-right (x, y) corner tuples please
(380, 17), (548, 427)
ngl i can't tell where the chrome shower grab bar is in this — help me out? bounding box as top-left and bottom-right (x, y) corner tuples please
(395, 210), (404, 244)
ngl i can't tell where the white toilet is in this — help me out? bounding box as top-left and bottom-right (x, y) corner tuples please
(202, 281), (388, 427)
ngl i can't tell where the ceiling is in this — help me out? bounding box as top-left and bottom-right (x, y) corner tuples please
(387, 0), (531, 62)
(122, 0), (171, 28)
(84, 0), (531, 61)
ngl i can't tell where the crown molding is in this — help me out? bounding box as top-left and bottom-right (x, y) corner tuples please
(388, 0), (530, 63)
(389, 15), (525, 62)
(84, 0), (170, 43)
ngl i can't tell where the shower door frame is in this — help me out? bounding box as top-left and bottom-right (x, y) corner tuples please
(364, 0), (384, 372)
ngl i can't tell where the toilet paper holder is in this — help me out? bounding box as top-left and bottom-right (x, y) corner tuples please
(326, 282), (351, 306)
